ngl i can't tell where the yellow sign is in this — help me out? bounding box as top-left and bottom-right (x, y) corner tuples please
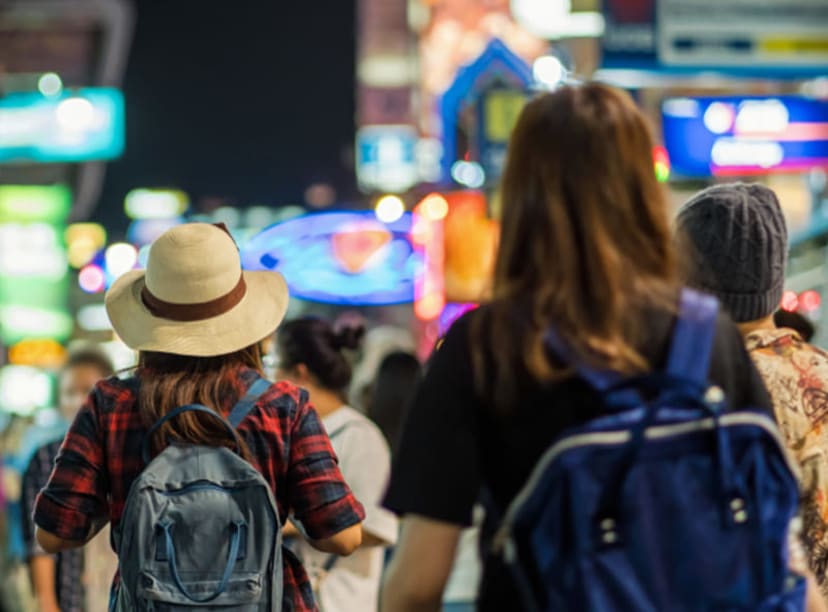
(8, 339), (67, 369)
(65, 223), (107, 268)
(484, 90), (528, 143)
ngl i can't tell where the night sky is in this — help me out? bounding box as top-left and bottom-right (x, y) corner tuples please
(95, 0), (357, 232)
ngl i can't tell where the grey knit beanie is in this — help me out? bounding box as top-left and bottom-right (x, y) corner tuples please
(675, 183), (788, 323)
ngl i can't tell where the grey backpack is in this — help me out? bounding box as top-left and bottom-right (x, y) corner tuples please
(114, 378), (283, 611)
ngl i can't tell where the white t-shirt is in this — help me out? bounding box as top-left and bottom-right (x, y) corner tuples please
(295, 406), (398, 612)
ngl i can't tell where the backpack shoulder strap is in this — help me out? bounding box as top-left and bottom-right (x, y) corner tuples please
(544, 330), (622, 392)
(666, 288), (720, 385)
(228, 377), (272, 428)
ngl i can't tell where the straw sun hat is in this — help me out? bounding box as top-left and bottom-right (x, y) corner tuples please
(105, 223), (289, 357)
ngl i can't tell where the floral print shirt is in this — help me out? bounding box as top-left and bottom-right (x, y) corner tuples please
(746, 327), (828, 596)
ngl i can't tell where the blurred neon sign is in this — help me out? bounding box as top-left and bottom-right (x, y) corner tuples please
(0, 88), (125, 163)
(0, 185), (71, 344)
(662, 95), (828, 177)
(241, 212), (420, 305)
(0, 365), (54, 416)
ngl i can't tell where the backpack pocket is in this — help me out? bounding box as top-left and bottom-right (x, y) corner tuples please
(137, 570), (263, 610)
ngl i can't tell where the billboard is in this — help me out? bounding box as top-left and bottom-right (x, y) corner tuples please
(662, 95), (828, 177)
(600, 0), (828, 75)
(658, 0), (828, 69)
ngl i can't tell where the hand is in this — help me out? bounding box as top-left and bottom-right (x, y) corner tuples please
(36, 599), (61, 612)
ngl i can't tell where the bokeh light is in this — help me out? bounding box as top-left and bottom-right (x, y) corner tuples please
(375, 195), (405, 224)
(800, 290), (821, 312)
(451, 161), (486, 188)
(38, 72), (63, 97)
(79, 264), (106, 293)
(104, 243), (138, 278)
(421, 194), (449, 221)
(125, 189), (188, 220)
(653, 146), (671, 183)
(55, 97), (95, 131)
(533, 55), (566, 88)
(781, 290), (799, 312)
(65, 223), (107, 269)
(414, 292), (445, 320)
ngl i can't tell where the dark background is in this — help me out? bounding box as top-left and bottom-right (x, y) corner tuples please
(95, 0), (357, 231)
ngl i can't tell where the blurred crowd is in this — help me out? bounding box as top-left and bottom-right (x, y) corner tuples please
(0, 324), (438, 612)
(3, 83), (828, 612)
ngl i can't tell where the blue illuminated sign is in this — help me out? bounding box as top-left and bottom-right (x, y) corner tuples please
(0, 88), (125, 163)
(241, 212), (420, 306)
(662, 95), (828, 177)
(440, 39), (533, 185)
(356, 126), (418, 193)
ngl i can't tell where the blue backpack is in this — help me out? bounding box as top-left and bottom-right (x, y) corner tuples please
(492, 289), (805, 611)
(114, 377), (283, 611)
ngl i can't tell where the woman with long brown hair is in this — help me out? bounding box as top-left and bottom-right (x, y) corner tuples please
(380, 84), (777, 611)
(33, 223), (364, 611)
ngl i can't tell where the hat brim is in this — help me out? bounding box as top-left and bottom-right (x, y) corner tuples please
(105, 269), (289, 357)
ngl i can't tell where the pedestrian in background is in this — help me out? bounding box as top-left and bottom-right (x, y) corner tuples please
(21, 346), (113, 612)
(677, 182), (828, 601)
(366, 351), (421, 455)
(277, 317), (397, 612)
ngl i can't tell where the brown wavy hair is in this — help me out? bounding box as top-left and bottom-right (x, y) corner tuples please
(138, 344), (263, 460)
(475, 83), (678, 410)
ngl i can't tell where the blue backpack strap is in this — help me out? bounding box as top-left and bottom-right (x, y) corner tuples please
(545, 330), (641, 408)
(544, 330), (622, 392)
(228, 377), (271, 428)
(142, 404), (240, 463)
(666, 289), (720, 385)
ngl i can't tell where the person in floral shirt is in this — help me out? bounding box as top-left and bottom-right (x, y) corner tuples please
(677, 182), (828, 601)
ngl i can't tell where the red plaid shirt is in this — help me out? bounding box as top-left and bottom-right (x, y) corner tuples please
(34, 366), (365, 612)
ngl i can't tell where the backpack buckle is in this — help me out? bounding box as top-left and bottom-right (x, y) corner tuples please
(596, 517), (621, 548)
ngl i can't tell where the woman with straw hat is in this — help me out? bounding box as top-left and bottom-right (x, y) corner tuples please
(31, 223), (365, 612)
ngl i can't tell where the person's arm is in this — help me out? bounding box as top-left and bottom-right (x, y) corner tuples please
(806, 571), (828, 612)
(380, 515), (462, 612)
(284, 515), (363, 555)
(307, 523), (363, 556)
(29, 555), (60, 612)
(36, 514), (107, 553)
(381, 313), (483, 602)
(284, 389), (365, 556)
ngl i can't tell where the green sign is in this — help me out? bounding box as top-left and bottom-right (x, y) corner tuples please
(0, 185), (72, 344)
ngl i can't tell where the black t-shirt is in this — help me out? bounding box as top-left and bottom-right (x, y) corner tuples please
(382, 304), (773, 609)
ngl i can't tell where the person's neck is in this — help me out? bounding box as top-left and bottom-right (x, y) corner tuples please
(307, 387), (345, 418)
(737, 315), (776, 338)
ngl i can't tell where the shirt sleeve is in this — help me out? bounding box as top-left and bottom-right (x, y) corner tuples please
(33, 392), (109, 542)
(383, 313), (482, 527)
(21, 444), (53, 556)
(336, 421), (398, 545)
(287, 394), (365, 540)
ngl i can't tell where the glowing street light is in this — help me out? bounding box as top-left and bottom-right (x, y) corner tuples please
(375, 195), (405, 224)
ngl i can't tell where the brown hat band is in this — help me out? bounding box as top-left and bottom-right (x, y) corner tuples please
(141, 275), (247, 322)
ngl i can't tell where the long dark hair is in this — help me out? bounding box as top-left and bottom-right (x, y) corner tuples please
(477, 83), (678, 410)
(138, 344), (263, 460)
(367, 352), (422, 454)
(276, 317), (363, 399)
